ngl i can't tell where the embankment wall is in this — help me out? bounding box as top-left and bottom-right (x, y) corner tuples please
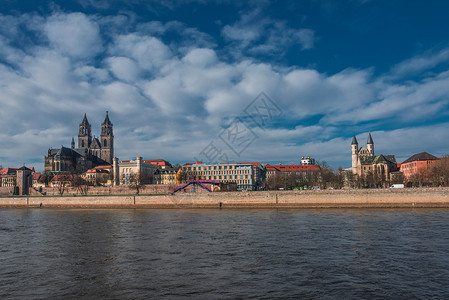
(2, 188), (449, 208)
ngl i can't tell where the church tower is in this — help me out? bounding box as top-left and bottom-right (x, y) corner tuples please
(100, 111), (114, 164)
(367, 133), (374, 156)
(351, 135), (358, 175)
(78, 113), (92, 149)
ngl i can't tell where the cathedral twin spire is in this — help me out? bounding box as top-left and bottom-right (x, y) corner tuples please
(76, 112), (114, 164)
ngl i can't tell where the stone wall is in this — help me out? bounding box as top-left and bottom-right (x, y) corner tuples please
(39, 183), (213, 196)
(2, 188), (449, 208)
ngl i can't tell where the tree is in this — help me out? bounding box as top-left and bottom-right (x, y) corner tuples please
(129, 172), (147, 194)
(72, 175), (89, 195)
(40, 172), (54, 187)
(428, 156), (449, 186)
(56, 174), (72, 196)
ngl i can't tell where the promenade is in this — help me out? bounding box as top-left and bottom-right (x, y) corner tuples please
(1, 188), (449, 209)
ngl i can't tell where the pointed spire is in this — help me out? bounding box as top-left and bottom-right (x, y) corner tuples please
(367, 132), (374, 144)
(102, 111), (112, 125)
(351, 135), (358, 145)
(80, 113), (90, 126)
(71, 137), (75, 149)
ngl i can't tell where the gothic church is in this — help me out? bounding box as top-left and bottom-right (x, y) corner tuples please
(45, 112), (114, 173)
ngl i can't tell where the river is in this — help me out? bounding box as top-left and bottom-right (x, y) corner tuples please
(1, 208), (449, 299)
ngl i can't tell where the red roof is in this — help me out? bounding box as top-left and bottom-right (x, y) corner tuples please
(51, 174), (73, 182)
(265, 164), (321, 172)
(32, 172), (41, 180)
(94, 165), (112, 169)
(238, 162), (262, 166)
(86, 169), (108, 173)
(144, 159), (172, 167)
(183, 161), (203, 166)
(0, 167), (34, 175)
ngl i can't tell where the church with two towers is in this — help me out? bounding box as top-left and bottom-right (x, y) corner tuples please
(351, 133), (399, 183)
(45, 112), (114, 173)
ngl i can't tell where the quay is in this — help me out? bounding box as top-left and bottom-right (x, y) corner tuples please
(1, 188), (449, 209)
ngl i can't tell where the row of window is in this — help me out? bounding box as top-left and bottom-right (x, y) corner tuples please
(185, 165), (250, 171)
(188, 169), (250, 176)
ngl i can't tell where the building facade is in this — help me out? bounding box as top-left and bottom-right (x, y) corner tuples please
(118, 157), (159, 185)
(182, 162), (264, 190)
(401, 152), (438, 186)
(351, 133), (399, 185)
(45, 112), (114, 173)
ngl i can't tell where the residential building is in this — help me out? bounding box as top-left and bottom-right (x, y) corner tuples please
(144, 159), (173, 169)
(401, 152), (439, 186)
(49, 174), (73, 187)
(118, 157), (158, 185)
(182, 161), (264, 190)
(265, 164), (321, 179)
(82, 168), (110, 186)
(300, 156), (316, 165)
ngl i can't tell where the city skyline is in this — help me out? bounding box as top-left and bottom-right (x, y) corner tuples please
(1, 1), (449, 171)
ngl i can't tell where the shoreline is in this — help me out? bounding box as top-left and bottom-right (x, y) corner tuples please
(1, 188), (449, 209)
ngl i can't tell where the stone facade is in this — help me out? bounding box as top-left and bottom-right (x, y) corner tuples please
(45, 112), (114, 173)
(351, 133), (399, 184)
(118, 157), (159, 185)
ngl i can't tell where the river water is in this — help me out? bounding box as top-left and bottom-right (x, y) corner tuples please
(1, 208), (449, 299)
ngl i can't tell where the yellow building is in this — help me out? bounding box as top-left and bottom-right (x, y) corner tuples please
(182, 162), (264, 191)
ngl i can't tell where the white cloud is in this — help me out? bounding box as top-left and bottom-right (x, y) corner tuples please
(391, 47), (449, 77)
(110, 33), (172, 72)
(1, 11), (449, 171)
(44, 12), (102, 58)
(105, 56), (139, 82)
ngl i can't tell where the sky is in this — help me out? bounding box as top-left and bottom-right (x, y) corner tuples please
(1, 0), (449, 171)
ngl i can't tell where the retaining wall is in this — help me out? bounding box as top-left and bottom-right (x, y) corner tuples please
(2, 188), (449, 209)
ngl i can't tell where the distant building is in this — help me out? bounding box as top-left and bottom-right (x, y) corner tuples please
(154, 169), (178, 185)
(351, 133), (399, 184)
(300, 156), (316, 165)
(118, 157), (158, 185)
(44, 112), (114, 173)
(265, 164), (321, 179)
(401, 152), (439, 186)
(182, 162), (265, 191)
(143, 159), (173, 169)
(0, 167), (35, 191)
(49, 174), (73, 188)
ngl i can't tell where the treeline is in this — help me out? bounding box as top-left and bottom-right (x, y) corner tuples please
(265, 163), (345, 190)
(406, 156), (449, 187)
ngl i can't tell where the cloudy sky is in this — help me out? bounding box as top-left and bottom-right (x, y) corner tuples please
(1, 0), (449, 171)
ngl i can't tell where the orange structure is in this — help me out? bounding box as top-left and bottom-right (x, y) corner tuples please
(401, 152), (438, 186)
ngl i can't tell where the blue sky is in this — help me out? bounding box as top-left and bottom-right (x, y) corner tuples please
(1, 0), (449, 171)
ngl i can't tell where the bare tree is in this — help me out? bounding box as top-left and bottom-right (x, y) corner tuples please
(129, 172), (147, 194)
(428, 156), (449, 186)
(72, 175), (89, 195)
(56, 175), (72, 196)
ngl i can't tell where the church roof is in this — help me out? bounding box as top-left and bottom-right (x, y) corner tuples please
(51, 146), (82, 158)
(360, 154), (396, 165)
(80, 113), (90, 126)
(351, 135), (358, 145)
(402, 152), (438, 164)
(367, 133), (374, 144)
(102, 111), (112, 126)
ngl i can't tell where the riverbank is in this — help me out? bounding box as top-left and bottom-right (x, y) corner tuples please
(1, 188), (449, 208)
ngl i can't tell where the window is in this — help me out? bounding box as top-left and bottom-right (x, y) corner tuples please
(104, 139), (107, 147)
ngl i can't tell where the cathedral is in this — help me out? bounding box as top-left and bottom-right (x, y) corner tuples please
(351, 133), (398, 182)
(45, 112), (114, 173)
